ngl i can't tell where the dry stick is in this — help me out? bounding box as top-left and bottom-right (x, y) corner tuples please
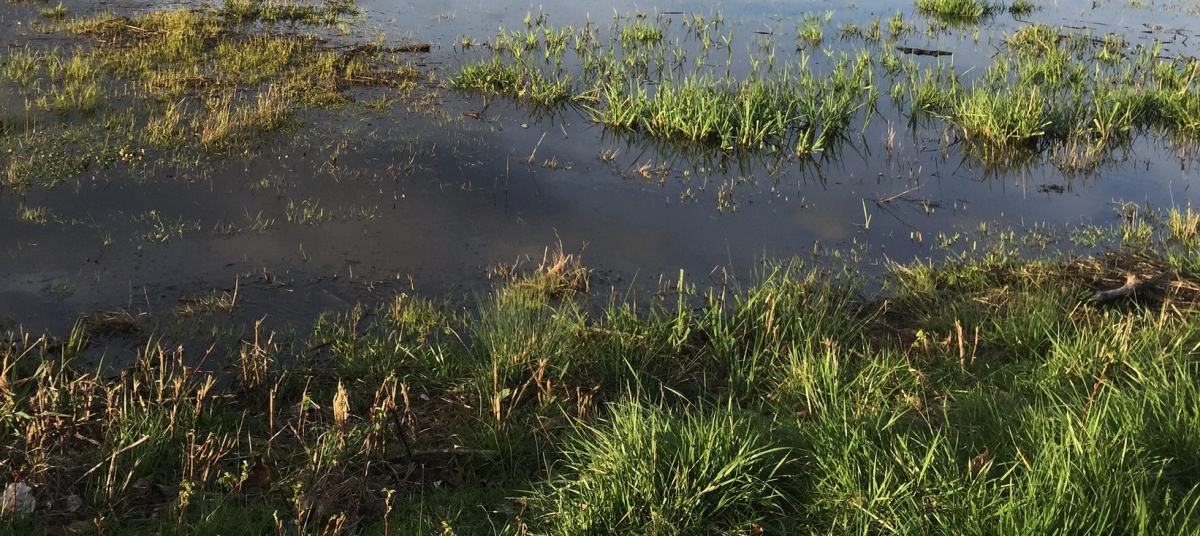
(956, 320), (966, 372)
(970, 325), (980, 366)
(1178, 61), (1200, 97)
(268, 374), (286, 442)
(876, 185), (921, 204)
(492, 360), (501, 423)
(398, 382), (416, 458)
(526, 132), (546, 164)
(230, 275), (239, 310)
(1092, 271), (1174, 303)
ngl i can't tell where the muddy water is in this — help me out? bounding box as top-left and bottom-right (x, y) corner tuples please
(1, 0), (1199, 338)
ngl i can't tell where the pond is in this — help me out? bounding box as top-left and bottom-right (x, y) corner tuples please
(0, 0), (1198, 337)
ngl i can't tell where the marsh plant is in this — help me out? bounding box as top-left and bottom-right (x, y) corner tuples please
(910, 23), (1200, 170)
(0, 3), (428, 191)
(3, 215), (1200, 533)
(915, 0), (1002, 24)
(453, 11), (878, 159)
(454, 8), (1200, 175)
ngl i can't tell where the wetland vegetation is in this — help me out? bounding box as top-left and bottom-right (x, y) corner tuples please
(3, 0), (1200, 534)
(453, 6), (1200, 173)
(1, 0), (433, 190)
(3, 212), (1200, 534)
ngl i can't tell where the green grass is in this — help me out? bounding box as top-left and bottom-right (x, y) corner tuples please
(796, 14), (824, 49)
(916, 0), (1000, 24)
(0, 4), (425, 191)
(452, 56), (574, 105)
(897, 23), (1200, 166)
(220, 0), (360, 25)
(3, 220), (1200, 533)
(453, 11), (1200, 171)
(619, 18), (664, 46)
(1009, 0), (1036, 15)
(453, 11), (877, 158)
(535, 400), (796, 534)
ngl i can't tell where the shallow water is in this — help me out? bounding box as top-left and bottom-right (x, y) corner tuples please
(1, 0), (1198, 338)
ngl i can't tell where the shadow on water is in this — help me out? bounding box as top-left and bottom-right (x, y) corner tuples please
(0, 0), (1198, 356)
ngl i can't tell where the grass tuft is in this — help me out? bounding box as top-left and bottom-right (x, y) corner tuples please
(916, 0), (1000, 24)
(534, 400), (795, 534)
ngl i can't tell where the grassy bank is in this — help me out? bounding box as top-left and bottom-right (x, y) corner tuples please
(3, 208), (1200, 534)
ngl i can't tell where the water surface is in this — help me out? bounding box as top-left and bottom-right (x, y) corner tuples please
(1, 0), (1197, 337)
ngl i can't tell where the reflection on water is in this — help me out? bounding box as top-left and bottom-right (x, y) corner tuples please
(0, 0), (1198, 336)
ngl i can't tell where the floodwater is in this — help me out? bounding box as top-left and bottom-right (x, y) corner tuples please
(1, 0), (1199, 337)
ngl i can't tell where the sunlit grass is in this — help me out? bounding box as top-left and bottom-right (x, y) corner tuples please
(0, 4), (426, 190)
(197, 86), (293, 152)
(915, 0), (1000, 24)
(452, 7), (1200, 169)
(39, 1), (66, 19)
(3, 220), (1200, 532)
(535, 400), (796, 534)
(220, 0), (360, 24)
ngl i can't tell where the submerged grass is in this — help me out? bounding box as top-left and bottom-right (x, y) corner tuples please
(3, 217), (1200, 533)
(903, 21), (1200, 169)
(915, 0), (1000, 24)
(453, 11), (878, 158)
(0, 3), (428, 190)
(454, 9), (1200, 172)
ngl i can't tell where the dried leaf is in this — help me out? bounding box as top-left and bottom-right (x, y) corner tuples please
(333, 382), (350, 432)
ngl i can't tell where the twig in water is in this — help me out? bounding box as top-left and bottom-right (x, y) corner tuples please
(526, 132), (546, 164)
(876, 185), (921, 204)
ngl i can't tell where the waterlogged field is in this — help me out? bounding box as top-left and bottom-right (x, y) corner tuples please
(2, 0), (1200, 533)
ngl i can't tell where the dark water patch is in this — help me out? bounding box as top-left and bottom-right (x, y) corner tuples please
(0, 0), (1199, 349)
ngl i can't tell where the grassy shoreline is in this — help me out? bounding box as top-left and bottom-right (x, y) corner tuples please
(3, 2), (1200, 534)
(3, 213), (1200, 534)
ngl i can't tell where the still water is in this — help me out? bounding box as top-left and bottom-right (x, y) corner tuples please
(0, 0), (1197, 335)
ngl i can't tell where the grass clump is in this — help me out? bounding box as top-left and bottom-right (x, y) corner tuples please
(220, 0), (360, 25)
(619, 18), (664, 46)
(903, 23), (1200, 169)
(534, 400), (795, 534)
(955, 85), (1050, 146)
(915, 0), (1000, 24)
(455, 12), (876, 158)
(452, 57), (574, 105)
(796, 14), (824, 49)
(197, 86), (294, 151)
(39, 2), (66, 19)
(1008, 0), (1036, 16)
